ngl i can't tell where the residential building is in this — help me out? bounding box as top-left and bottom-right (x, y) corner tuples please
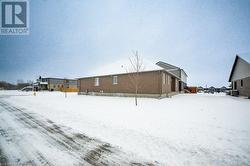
(197, 86), (204, 92)
(228, 55), (250, 97)
(34, 77), (78, 92)
(78, 61), (188, 98)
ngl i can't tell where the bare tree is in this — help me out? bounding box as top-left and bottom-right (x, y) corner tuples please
(125, 51), (144, 106)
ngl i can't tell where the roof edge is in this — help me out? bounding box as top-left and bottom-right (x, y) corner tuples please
(78, 69), (181, 80)
(228, 55), (239, 82)
(156, 61), (180, 69)
(77, 69), (163, 79)
(40, 77), (77, 81)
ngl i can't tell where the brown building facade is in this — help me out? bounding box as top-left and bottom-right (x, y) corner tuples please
(78, 69), (183, 98)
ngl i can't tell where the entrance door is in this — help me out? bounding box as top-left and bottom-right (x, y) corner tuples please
(179, 81), (182, 91)
(234, 81), (237, 90)
(171, 77), (176, 92)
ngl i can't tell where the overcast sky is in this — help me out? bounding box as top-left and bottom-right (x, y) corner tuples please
(0, 0), (250, 87)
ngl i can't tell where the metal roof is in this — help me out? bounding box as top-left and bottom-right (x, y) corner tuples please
(156, 61), (188, 77)
(78, 61), (185, 80)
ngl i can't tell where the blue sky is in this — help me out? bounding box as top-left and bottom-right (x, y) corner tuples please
(0, 0), (250, 87)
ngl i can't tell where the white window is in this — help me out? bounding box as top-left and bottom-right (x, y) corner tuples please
(94, 78), (99, 86)
(112, 76), (118, 84)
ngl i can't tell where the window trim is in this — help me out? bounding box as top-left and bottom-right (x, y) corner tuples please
(112, 76), (118, 85)
(240, 80), (243, 87)
(94, 77), (100, 86)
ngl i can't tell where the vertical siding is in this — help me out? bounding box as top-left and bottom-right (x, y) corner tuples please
(161, 72), (172, 94)
(161, 71), (180, 94)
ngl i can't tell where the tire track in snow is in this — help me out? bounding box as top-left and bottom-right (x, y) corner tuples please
(0, 146), (9, 166)
(0, 100), (158, 166)
(0, 121), (54, 166)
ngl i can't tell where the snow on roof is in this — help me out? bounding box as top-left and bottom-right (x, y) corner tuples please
(156, 61), (188, 77)
(87, 59), (163, 77)
(40, 82), (48, 85)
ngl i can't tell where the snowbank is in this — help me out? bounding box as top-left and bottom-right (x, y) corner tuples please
(1, 91), (250, 165)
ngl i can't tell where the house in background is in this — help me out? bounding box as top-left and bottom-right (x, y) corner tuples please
(220, 86), (227, 93)
(34, 77), (78, 92)
(78, 61), (187, 98)
(228, 55), (250, 98)
(197, 86), (204, 92)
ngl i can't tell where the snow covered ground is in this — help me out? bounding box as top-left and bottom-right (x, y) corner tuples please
(0, 91), (250, 165)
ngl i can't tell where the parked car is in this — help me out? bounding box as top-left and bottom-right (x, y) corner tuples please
(20, 86), (33, 92)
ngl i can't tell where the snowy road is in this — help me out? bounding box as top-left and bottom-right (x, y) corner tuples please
(0, 99), (156, 166)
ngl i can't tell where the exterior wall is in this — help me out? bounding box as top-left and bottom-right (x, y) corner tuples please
(78, 71), (162, 94)
(176, 79), (179, 91)
(170, 70), (180, 78)
(48, 79), (78, 92)
(78, 92), (163, 98)
(48, 83), (62, 91)
(48, 79), (64, 91)
(160, 71), (179, 94)
(181, 69), (187, 83)
(232, 76), (250, 97)
(67, 80), (78, 92)
(39, 84), (48, 90)
(179, 81), (186, 91)
(231, 57), (250, 81)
